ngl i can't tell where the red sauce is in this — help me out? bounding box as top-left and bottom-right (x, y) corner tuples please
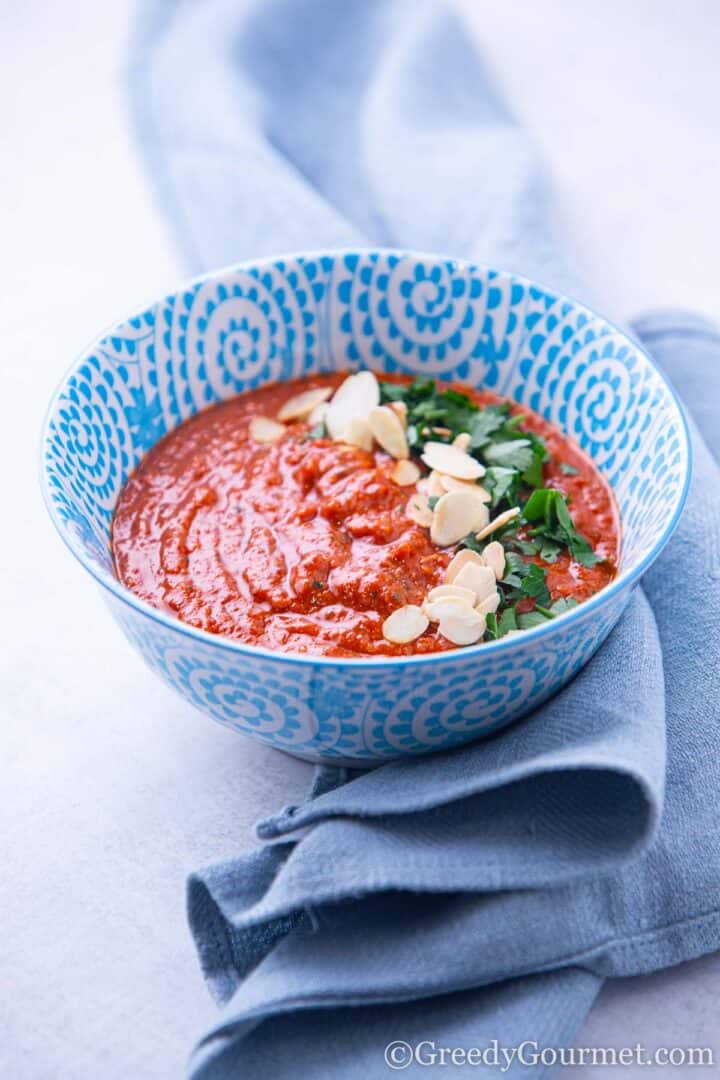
(112, 375), (620, 657)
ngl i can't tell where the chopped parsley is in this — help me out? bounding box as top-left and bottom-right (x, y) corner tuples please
(498, 606), (519, 636)
(484, 466), (520, 508)
(523, 488), (601, 569)
(379, 377), (550, 509)
(501, 553), (552, 607)
(483, 438), (535, 473)
(377, 376), (603, 639)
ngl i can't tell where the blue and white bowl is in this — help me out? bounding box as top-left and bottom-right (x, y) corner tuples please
(41, 251), (690, 763)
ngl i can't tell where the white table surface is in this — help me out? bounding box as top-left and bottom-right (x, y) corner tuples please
(2, 2), (719, 1076)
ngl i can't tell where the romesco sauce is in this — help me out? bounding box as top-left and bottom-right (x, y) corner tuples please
(112, 375), (620, 657)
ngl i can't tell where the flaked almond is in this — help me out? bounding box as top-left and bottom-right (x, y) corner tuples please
(424, 595), (473, 623)
(277, 385), (332, 422)
(445, 548), (485, 584)
(325, 370), (380, 440)
(369, 405), (409, 460)
(406, 492), (434, 527)
(340, 416), (374, 452)
(438, 606), (486, 646)
(388, 401), (408, 427)
(249, 416), (285, 444)
(473, 501), (490, 533)
(482, 540), (506, 581)
(438, 474), (491, 502)
(426, 583), (477, 605)
(475, 506), (521, 541)
(308, 401), (329, 426)
(427, 471), (446, 498)
(431, 491), (488, 547)
(453, 561), (497, 603)
(452, 432), (471, 451)
(431, 425), (452, 437)
(476, 591), (501, 616)
(421, 441), (486, 481)
(390, 459), (421, 487)
(382, 604), (429, 644)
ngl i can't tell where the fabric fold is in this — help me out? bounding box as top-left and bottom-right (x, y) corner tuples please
(128, 0), (720, 1076)
(184, 326), (718, 1074)
(191, 969), (604, 1079)
(182, 578), (670, 1067)
(182, 330), (718, 1078)
(130, 0), (581, 296)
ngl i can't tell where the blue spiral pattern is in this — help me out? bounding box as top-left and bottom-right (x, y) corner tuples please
(42, 252), (689, 762)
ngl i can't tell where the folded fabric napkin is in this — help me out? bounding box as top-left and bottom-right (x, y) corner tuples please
(131, 1), (720, 1075)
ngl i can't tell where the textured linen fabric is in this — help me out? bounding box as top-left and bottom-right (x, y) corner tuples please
(129, 2), (720, 1076)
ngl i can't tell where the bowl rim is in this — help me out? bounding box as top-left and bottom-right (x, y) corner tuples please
(40, 247), (692, 668)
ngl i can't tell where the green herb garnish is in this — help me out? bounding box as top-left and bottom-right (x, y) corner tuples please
(500, 553), (551, 607)
(376, 377), (599, 637)
(523, 488), (600, 568)
(517, 596), (579, 630)
(467, 405), (511, 447)
(483, 438), (535, 473)
(484, 466), (520, 508)
(498, 605), (518, 636)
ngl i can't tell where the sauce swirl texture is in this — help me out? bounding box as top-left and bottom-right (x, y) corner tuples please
(112, 375), (620, 657)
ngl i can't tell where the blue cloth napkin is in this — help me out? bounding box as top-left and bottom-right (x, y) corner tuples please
(130, 2), (720, 1075)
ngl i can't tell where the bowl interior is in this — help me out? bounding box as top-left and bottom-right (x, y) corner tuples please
(43, 251), (689, 605)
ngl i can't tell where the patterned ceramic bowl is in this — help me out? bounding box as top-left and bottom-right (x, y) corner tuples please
(41, 251), (690, 763)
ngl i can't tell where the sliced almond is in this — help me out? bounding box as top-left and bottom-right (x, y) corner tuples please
(390, 459), (421, 487)
(421, 441), (486, 481)
(368, 405), (409, 460)
(427, 471), (446, 498)
(382, 605), (429, 644)
(438, 474), (491, 502)
(476, 591), (501, 616)
(249, 416), (286, 444)
(453, 561), (497, 603)
(438, 606), (486, 646)
(325, 371), (380, 440)
(426, 584), (477, 605)
(475, 506), (521, 541)
(308, 401), (329, 426)
(452, 432), (472, 451)
(277, 385), (332, 422)
(424, 595), (474, 623)
(388, 401), (407, 427)
(431, 491), (488, 547)
(439, 482), (491, 531)
(445, 548), (485, 584)
(482, 540), (506, 581)
(339, 416), (374, 452)
(406, 493), (434, 528)
(472, 501), (490, 533)
(431, 425), (452, 437)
